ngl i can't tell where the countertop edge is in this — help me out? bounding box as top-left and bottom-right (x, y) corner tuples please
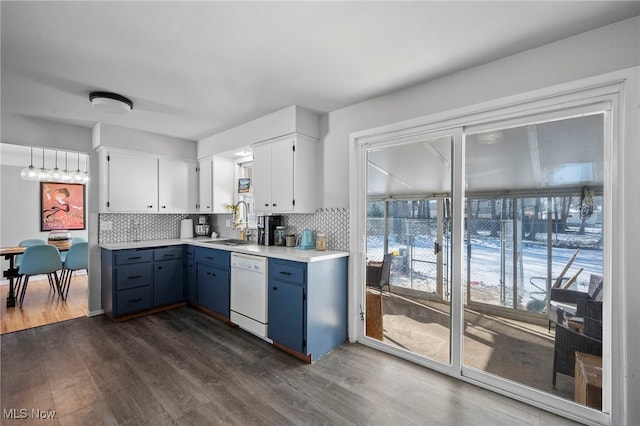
(99, 238), (349, 263)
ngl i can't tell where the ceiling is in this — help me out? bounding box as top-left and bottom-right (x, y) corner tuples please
(2, 2), (639, 142)
(367, 114), (605, 198)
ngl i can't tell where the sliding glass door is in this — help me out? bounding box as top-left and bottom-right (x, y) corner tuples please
(356, 93), (613, 423)
(364, 135), (454, 366)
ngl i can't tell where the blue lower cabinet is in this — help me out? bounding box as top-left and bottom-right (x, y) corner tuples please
(102, 246), (185, 318)
(267, 257), (348, 362)
(154, 258), (184, 306)
(268, 280), (305, 353)
(196, 263), (230, 317)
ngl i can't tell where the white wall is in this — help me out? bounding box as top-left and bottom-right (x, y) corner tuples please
(1, 113), (92, 153)
(93, 122), (197, 159)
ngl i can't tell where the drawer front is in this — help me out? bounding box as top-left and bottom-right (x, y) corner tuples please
(115, 250), (153, 265)
(195, 247), (230, 268)
(116, 286), (153, 316)
(154, 246), (184, 261)
(116, 263), (153, 290)
(269, 259), (306, 285)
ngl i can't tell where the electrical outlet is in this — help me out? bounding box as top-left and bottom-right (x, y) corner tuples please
(225, 219), (231, 228)
(101, 220), (113, 231)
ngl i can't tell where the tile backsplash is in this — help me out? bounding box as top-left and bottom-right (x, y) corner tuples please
(99, 208), (350, 252)
(99, 213), (197, 244)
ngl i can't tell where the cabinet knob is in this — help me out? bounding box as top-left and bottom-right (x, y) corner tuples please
(273, 203), (277, 207)
(147, 205), (153, 209)
(161, 205), (166, 209)
(158, 266), (163, 270)
(264, 203), (269, 207)
(272, 287), (278, 290)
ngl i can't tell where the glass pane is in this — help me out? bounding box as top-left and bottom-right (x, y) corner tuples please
(365, 136), (453, 365)
(463, 113), (605, 408)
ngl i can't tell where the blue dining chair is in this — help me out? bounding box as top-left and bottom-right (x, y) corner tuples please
(14, 239), (47, 297)
(59, 242), (88, 300)
(60, 237), (86, 263)
(18, 245), (63, 308)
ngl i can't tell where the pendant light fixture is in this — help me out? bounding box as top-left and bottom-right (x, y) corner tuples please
(19, 147), (89, 183)
(37, 148), (48, 181)
(20, 147), (39, 181)
(61, 152), (72, 182)
(45, 150), (65, 182)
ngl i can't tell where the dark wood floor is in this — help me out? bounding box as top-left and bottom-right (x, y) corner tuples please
(1, 307), (581, 426)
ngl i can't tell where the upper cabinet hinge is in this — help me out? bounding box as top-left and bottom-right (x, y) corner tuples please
(196, 166), (200, 173)
(292, 144), (295, 152)
(107, 155), (110, 162)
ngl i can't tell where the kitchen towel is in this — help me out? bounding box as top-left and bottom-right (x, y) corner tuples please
(180, 219), (194, 239)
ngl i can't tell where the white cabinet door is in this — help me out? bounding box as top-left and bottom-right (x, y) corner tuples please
(212, 157), (234, 214)
(198, 157), (234, 213)
(198, 158), (213, 212)
(107, 151), (158, 212)
(270, 138), (295, 213)
(252, 134), (316, 214)
(252, 143), (272, 213)
(158, 158), (198, 212)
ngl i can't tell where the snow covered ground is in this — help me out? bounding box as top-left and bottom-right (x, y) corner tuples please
(367, 229), (603, 310)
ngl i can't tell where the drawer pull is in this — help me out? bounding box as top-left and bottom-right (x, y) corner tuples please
(128, 256), (142, 260)
(158, 266), (163, 270)
(279, 271), (292, 276)
(128, 275), (142, 279)
(207, 272), (216, 277)
(206, 256), (214, 260)
(128, 298), (142, 303)
(163, 254), (175, 257)
(272, 286), (278, 291)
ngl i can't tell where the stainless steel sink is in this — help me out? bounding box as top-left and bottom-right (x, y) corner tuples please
(202, 239), (254, 246)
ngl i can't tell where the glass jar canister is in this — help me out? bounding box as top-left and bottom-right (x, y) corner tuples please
(274, 226), (287, 246)
(315, 232), (327, 251)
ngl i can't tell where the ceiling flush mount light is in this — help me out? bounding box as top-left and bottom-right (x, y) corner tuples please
(89, 91), (133, 113)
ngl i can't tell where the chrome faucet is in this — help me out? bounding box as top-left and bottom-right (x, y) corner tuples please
(234, 200), (250, 240)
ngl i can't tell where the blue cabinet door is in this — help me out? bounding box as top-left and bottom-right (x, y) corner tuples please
(154, 258), (184, 306)
(268, 280), (305, 353)
(197, 263), (230, 317)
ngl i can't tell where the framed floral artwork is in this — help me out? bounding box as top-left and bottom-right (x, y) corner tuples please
(40, 182), (86, 231)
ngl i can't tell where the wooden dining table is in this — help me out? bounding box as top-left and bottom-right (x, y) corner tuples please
(1, 240), (71, 308)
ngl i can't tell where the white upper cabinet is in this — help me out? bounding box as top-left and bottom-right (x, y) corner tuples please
(101, 150), (158, 213)
(252, 133), (317, 214)
(158, 157), (198, 212)
(99, 148), (198, 213)
(198, 156), (234, 213)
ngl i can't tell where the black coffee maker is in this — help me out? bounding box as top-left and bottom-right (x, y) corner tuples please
(257, 215), (283, 245)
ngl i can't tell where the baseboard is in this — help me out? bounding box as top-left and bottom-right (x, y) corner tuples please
(87, 309), (105, 317)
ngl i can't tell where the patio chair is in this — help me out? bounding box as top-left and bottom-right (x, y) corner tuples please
(552, 324), (602, 388)
(548, 274), (603, 331)
(367, 254), (393, 293)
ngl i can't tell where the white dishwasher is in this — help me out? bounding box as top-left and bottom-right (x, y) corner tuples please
(230, 252), (271, 341)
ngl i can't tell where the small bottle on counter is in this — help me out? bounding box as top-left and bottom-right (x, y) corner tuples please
(315, 232), (327, 251)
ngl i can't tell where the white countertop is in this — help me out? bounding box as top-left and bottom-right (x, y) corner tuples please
(99, 238), (349, 263)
